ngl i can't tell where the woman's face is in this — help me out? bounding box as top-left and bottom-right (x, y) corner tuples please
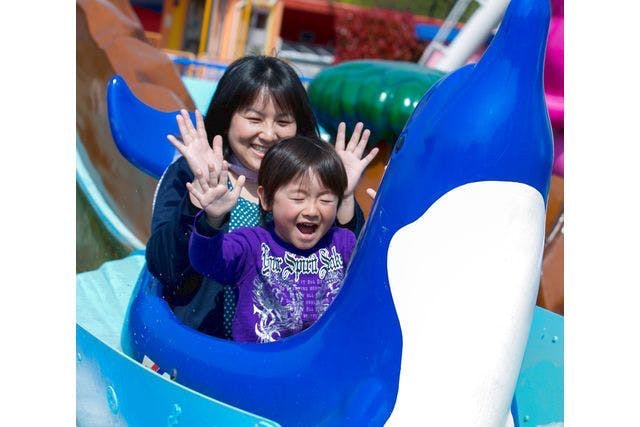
(227, 92), (297, 173)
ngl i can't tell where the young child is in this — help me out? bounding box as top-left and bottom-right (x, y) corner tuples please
(188, 136), (356, 343)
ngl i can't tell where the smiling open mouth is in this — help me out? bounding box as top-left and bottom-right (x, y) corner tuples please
(297, 223), (318, 235)
(251, 144), (269, 154)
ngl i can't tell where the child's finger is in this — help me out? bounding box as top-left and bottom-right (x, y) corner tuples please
(209, 160), (222, 187)
(207, 161), (218, 186)
(186, 181), (199, 198)
(231, 175), (246, 200)
(335, 122), (346, 152)
(195, 168), (210, 192)
(190, 176), (204, 193)
(218, 160), (230, 188)
(236, 174), (246, 189)
(186, 182), (209, 210)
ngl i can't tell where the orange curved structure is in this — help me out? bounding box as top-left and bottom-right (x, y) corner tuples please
(76, 0), (195, 269)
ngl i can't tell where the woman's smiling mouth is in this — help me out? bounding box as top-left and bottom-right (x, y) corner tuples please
(251, 144), (269, 155)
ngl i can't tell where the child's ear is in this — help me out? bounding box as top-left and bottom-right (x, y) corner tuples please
(257, 186), (271, 211)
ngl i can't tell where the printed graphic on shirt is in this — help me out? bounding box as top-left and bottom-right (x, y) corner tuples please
(253, 274), (303, 343)
(253, 243), (345, 343)
(315, 269), (343, 317)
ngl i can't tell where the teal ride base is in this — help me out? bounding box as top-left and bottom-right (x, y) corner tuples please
(512, 308), (564, 425)
(77, 325), (281, 426)
(76, 253), (281, 426)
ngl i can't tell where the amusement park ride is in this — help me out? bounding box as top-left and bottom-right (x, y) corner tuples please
(76, 0), (564, 424)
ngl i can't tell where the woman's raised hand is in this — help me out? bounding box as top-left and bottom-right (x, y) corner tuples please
(334, 122), (379, 197)
(167, 109), (223, 180)
(186, 161), (245, 227)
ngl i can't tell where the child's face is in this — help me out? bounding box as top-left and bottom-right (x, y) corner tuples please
(261, 172), (339, 250)
(228, 92), (297, 173)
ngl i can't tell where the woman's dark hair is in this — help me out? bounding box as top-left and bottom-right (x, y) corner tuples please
(204, 55), (319, 158)
(258, 136), (347, 212)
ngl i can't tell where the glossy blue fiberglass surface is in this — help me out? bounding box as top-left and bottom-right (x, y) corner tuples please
(106, 75), (193, 180)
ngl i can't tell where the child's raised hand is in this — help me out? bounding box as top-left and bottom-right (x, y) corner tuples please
(334, 122), (379, 197)
(167, 109), (223, 182)
(186, 161), (245, 227)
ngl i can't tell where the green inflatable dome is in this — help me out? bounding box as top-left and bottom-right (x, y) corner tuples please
(308, 60), (446, 145)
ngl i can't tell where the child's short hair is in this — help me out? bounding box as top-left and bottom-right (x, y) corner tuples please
(258, 136), (347, 210)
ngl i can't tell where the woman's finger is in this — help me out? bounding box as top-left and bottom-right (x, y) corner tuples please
(361, 145), (379, 168)
(169, 133), (204, 174)
(366, 188), (377, 200)
(212, 135), (223, 160)
(167, 134), (186, 154)
(354, 128), (371, 158)
(195, 109), (207, 141)
(176, 114), (187, 141)
(346, 122), (364, 151)
(335, 122), (346, 152)
(181, 109), (197, 136)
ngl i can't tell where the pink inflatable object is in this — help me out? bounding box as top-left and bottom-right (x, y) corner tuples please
(545, 0), (563, 176)
(422, 0), (564, 175)
(544, 15), (564, 130)
(554, 152), (564, 176)
(551, 0), (563, 18)
(553, 128), (564, 177)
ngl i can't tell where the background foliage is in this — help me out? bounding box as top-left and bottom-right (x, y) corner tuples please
(332, 0), (480, 63)
(334, 8), (427, 63)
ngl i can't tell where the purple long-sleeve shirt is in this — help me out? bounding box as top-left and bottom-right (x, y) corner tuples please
(189, 212), (356, 343)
